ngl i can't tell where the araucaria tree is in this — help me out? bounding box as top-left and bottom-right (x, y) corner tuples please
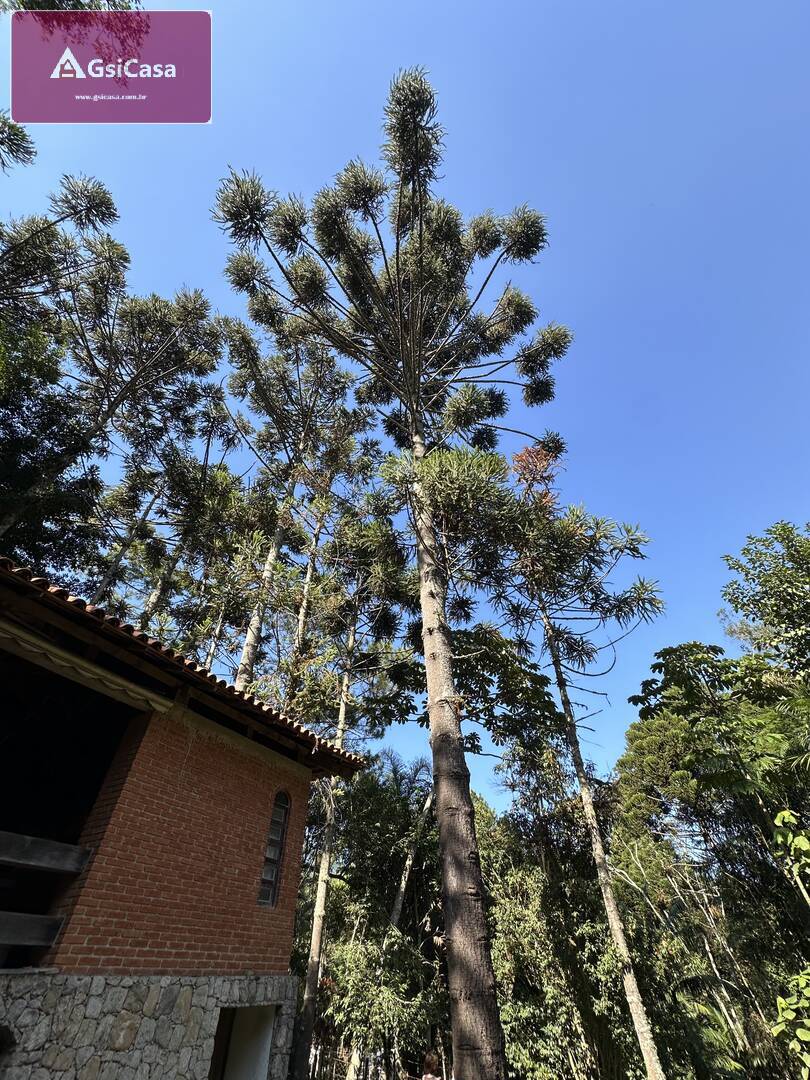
(503, 456), (667, 1080)
(290, 507), (414, 1080)
(220, 321), (362, 694)
(215, 68), (572, 1079)
(0, 167), (222, 565)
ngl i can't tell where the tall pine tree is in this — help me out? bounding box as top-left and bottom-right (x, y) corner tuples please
(215, 69), (572, 1078)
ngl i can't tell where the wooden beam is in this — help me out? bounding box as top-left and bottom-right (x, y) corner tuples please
(0, 831), (90, 875)
(186, 690), (305, 758)
(0, 617), (174, 714)
(0, 591), (182, 695)
(0, 912), (63, 947)
(0, 602), (306, 754)
(0, 589), (357, 776)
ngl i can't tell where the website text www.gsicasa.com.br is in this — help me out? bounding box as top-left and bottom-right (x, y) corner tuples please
(74, 93), (148, 102)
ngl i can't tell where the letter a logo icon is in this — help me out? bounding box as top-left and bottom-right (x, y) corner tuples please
(50, 47), (86, 80)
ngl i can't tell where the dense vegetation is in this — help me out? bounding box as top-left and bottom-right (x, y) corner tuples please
(1, 66), (808, 1080)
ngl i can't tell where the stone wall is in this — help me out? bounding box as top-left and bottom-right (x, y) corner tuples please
(0, 971), (297, 1080)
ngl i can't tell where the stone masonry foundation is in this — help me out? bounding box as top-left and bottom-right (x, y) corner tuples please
(0, 971), (297, 1080)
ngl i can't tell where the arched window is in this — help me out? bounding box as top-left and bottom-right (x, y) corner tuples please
(258, 791), (290, 906)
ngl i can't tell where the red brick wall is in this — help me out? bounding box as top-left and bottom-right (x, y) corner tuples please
(50, 707), (311, 975)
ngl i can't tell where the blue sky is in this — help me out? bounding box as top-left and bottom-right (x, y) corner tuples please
(3, 1), (809, 806)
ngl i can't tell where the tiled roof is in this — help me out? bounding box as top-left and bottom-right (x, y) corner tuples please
(0, 556), (363, 776)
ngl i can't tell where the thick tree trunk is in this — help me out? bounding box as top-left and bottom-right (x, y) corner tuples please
(291, 619), (356, 1080)
(411, 429), (508, 1080)
(544, 619), (667, 1080)
(91, 490), (160, 606)
(234, 481), (296, 693)
(139, 546), (182, 631)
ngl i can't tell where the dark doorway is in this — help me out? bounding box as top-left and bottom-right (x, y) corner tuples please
(208, 1006), (277, 1080)
(208, 1007), (237, 1080)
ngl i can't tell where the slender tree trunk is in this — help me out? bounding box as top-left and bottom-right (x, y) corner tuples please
(388, 788), (433, 929)
(345, 918), (367, 1080)
(291, 618), (356, 1080)
(674, 868), (770, 1025)
(345, 1050), (362, 1080)
(701, 934), (748, 1052)
(411, 428), (508, 1080)
(543, 616), (667, 1080)
(203, 604), (226, 670)
(91, 540), (129, 608)
(285, 514), (324, 707)
(294, 520), (322, 653)
(386, 789), (433, 1080)
(91, 489), (160, 606)
(343, 789), (433, 1078)
(292, 795), (335, 1080)
(139, 546), (182, 631)
(234, 480), (295, 693)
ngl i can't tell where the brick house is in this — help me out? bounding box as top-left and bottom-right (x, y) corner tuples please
(0, 558), (361, 1079)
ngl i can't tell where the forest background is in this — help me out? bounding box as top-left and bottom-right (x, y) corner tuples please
(3, 0), (809, 805)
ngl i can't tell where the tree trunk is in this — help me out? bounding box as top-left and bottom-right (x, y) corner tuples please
(544, 617), (667, 1080)
(701, 934), (748, 1053)
(233, 481), (295, 693)
(285, 513), (324, 708)
(203, 604), (226, 671)
(411, 428), (508, 1080)
(91, 489), (160, 606)
(291, 618), (356, 1080)
(345, 1049), (362, 1080)
(342, 787), (433, 1076)
(139, 546), (182, 631)
(91, 541), (129, 608)
(388, 788), (433, 929)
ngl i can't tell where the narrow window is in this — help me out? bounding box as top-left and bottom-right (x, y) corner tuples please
(258, 791), (290, 906)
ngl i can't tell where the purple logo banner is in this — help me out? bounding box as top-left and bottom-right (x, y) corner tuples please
(11, 10), (212, 124)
